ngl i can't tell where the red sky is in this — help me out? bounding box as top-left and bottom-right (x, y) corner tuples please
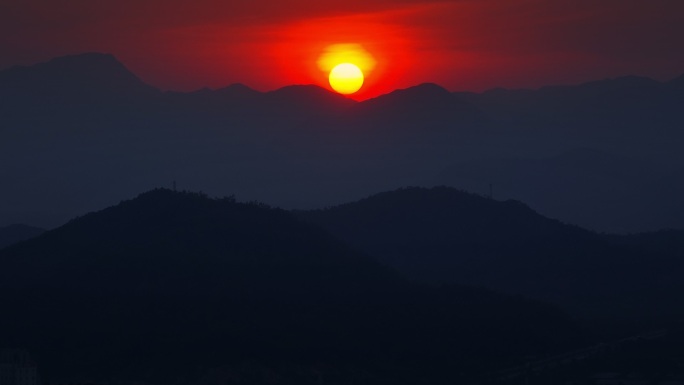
(1, 0), (683, 99)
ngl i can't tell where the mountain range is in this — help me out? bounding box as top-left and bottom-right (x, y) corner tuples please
(0, 189), (583, 385)
(2, 53), (684, 232)
(299, 186), (684, 320)
(435, 148), (684, 233)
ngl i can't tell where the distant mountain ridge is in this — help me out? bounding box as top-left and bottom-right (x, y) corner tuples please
(0, 53), (157, 106)
(3, 53), (681, 108)
(435, 148), (684, 233)
(1, 52), (684, 232)
(454, 74), (684, 134)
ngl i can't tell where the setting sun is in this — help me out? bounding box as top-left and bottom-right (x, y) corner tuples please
(317, 43), (376, 95)
(329, 63), (364, 94)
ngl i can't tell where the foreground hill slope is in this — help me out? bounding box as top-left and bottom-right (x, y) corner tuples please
(0, 189), (581, 385)
(299, 187), (684, 320)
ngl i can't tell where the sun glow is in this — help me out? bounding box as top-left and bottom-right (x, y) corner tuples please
(317, 44), (375, 95)
(317, 44), (376, 74)
(329, 63), (364, 94)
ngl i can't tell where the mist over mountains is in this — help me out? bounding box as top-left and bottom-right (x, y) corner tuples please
(2, 53), (684, 232)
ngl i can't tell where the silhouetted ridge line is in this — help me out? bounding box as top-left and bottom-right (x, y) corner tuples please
(215, 83), (261, 97)
(0, 224), (45, 250)
(573, 75), (662, 90)
(0, 52), (158, 96)
(344, 83), (484, 133)
(299, 186), (684, 320)
(360, 83), (452, 106)
(0, 187), (584, 385)
(263, 84), (356, 104)
(1, 51), (683, 233)
(7, 187), (394, 296)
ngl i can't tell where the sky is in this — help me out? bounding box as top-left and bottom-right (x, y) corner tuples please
(1, 0), (683, 99)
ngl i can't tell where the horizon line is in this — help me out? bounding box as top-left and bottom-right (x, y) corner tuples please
(2, 51), (682, 101)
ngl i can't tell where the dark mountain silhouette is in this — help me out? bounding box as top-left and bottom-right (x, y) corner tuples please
(454, 75), (684, 140)
(262, 84), (355, 114)
(0, 224), (45, 249)
(164, 83), (353, 120)
(342, 83), (483, 135)
(0, 189), (583, 385)
(214, 83), (261, 100)
(435, 148), (684, 232)
(164, 83), (261, 112)
(0, 53), (153, 94)
(0, 53), (158, 117)
(1, 52), (684, 232)
(0, 189), (396, 294)
(355, 83), (454, 114)
(298, 187), (684, 320)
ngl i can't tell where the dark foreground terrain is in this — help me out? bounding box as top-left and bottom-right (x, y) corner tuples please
(1, 189), (587, 385)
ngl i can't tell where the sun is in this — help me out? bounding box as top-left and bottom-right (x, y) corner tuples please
(317, 44), (375, 95)
(329, 63), (364, 95)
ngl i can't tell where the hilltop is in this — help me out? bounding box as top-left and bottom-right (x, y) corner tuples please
(0, 189), (582, 385)
(299, 187), (684, 320)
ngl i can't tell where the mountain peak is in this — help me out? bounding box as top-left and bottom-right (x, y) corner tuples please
(0, 52), (157, 99)
(318, 186), (543, 224)
(386, 82), (451, 99)
(3, 187), (396, 295)
(219, 82), (257, 92)
(411, 82), (451, 93)
(348, 83), (484, 129)
(356, 83), (452, 110)
(0, 187), (582, 385)
(213, 83), (261, 99)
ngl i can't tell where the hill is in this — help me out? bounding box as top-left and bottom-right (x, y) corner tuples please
(0, 53), (159, 118)
(454, 75), (684, 136)
(435, 148), (684, 232)
(0, 189), (582, 385)
(298, 187), (684, 320)
(0, 224), (45, 249)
